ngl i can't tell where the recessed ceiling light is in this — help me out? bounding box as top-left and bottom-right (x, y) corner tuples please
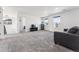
(55, 8), (59, 9)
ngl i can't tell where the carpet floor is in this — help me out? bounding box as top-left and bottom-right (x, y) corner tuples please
(0, 31), (73, 52)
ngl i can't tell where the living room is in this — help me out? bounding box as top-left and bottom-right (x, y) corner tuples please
(0, 6), (79, 52)
(1, 6), (79, 35)
(1, 6), (54, 35)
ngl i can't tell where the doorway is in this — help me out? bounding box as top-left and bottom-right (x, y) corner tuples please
(18, 17), (26, 33)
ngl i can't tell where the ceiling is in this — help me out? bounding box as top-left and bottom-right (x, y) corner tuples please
(3, 6), (79, 17)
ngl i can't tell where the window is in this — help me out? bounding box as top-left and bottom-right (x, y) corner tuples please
(41, 17), (48, 25)
(53, 16), (60, 28)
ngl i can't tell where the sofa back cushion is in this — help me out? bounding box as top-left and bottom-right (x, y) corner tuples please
(76, 31), (79, 35)
(68, 26), (79, 34)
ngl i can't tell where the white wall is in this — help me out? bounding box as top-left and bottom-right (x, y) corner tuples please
(0, 7), (4, 36)
(17, 13), (41, 32)
(3, 7), (42, 34)
(26, 16), (41, 31)
(47, 16), (54, 31)
(3, 7), (18, 34)
(49, 8), (79, 32)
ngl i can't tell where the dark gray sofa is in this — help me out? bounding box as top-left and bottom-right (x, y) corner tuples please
(54, 26), (79, 52)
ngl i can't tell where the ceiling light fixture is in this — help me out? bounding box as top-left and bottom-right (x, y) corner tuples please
(55, 8), (59, 10)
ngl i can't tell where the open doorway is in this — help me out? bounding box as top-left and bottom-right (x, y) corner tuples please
(18, 16), (26, 33)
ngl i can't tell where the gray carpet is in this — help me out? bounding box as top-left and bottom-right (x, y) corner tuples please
(0, 31), (73, 52)
(0, 31), (53, 52)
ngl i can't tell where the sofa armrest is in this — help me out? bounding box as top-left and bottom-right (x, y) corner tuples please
(54, 31), (79, 51)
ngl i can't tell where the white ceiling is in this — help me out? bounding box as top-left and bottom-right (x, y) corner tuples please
(3, 6), (79, 17)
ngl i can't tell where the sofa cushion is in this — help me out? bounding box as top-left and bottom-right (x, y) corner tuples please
(54, 31), (79, 51)
(76, 31), (79, 35)
(68, 26), (79, 34)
